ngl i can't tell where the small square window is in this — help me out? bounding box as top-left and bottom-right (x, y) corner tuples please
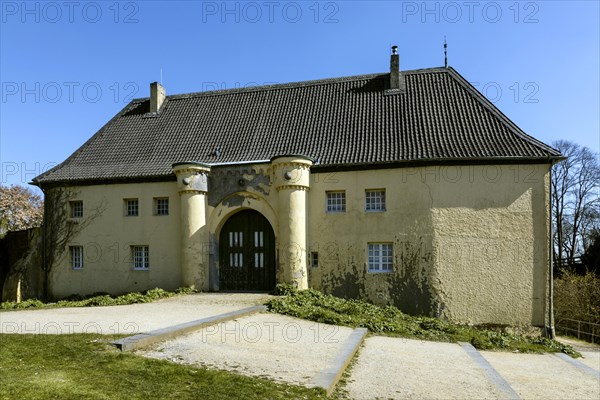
(365, 189), (386, 212)
(368, 243), (393, 273)
(125, 199), (139, 216)
(154, 197), (169, 216)
(70, 201), (83, 218)
(70, 246), (83, 269)
(326, 191), (346, 213)
(132, 246), (149, 270)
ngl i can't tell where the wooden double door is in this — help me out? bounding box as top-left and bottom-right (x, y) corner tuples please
(219, 210), (276, 291)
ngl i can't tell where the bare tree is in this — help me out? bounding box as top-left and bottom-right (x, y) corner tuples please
(0, 185), (43, 234)
(551, 140), (600, 270)
(41, 187), (106, 299)
(581, 229), (600, 274)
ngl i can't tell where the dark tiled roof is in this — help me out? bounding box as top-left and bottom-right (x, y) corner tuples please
(33, 67), (561, 185)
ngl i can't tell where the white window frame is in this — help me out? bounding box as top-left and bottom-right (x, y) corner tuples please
(154, 197), (169, 216)
(326, 191), (346, 213)
(368, 243), (393, 273)
(125, 198), (139, 216)
(70, 201), (83, 218)
(70, 246), (83, 270)
(132, 246), (149, 270)
(365, 189), (386, 212)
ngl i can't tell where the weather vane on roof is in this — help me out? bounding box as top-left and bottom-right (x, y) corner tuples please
(444, 36), (448, 68)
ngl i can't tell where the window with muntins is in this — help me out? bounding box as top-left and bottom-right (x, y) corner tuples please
(154, 197), (169, 215)
(70, 246), (83, 269)
(365, 189), (386, 212)
(254, 231), (264, 268)
(125, 199), (139, 216)
(132, 246), (149, 270)
(326, 191), (346, 212)
(229, 231), (243, 268)
(368, 243), (393, 272)
(311, 252), (319, 268)
(70, 201), (83, 218)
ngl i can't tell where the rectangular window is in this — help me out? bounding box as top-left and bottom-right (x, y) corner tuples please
(326, 191), (346, 212)
(365, 189), (386, 212)
(253, 231), (264, 268)
(229, 232), (243, 268)
(154, 197), (169, 216)
(229, 252), (243, 268)
(132, 246), (149, 270)
(125, 199), (139, 216)
(254, 231), (264, 247)
(254, 252), (264, 268)
(368, 243), (393, 272)
(70, 201), (83, 218)
(311, 252), (319, 268)
(70, 246), (83, 269)
(229, 231), (243, 247)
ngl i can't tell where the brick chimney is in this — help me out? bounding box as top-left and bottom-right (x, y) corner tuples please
(388, 45), (406, 94)
(150, 82), (166, 113)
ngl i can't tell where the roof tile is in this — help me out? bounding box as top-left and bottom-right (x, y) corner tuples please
(34, 67), (561, 184)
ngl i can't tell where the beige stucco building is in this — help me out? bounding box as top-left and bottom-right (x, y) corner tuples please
(33, 49), (561, 330)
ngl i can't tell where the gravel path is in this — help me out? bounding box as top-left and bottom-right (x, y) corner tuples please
(557, 336), (600, 372)
(579, 351), (600, 372)
(139, 313), (354, 386)
(345, 336), (507, 400)
(0, 293), (271, 335)
(480, 351), (600, 399)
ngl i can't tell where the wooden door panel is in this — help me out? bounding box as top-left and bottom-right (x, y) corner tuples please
(219, 210), (276, 291)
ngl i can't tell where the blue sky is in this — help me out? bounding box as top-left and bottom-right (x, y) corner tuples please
(1, 0), (598, 190)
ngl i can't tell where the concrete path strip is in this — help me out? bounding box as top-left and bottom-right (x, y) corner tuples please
(138, 313), (356, 388)
(112, 305), (266, 351)
(578, 351), (600, 372)
(458, 342), (521, 400)
(480, 350), (600, 399)
(308, 327), (368, 395)
(554, 353), (600, 379)
(345, 336), (509, 399)
(556, 336), (600, 372)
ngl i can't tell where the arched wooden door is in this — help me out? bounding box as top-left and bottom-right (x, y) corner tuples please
(219, 210), (276, 291)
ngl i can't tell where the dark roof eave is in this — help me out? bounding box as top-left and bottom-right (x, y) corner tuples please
(32, 174), (178, 189)
(312, 156), (563, 173)
(32, 156), (563, 187)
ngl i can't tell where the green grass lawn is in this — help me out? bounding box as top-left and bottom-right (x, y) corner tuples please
(267, 285), (580, 357)
(0, 287), (196, 311)
(0, 334), (326, 400)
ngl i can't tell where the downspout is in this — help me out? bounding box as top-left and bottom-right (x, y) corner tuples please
(41, 186), (48, 301)
(548, 164), (555, 339)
